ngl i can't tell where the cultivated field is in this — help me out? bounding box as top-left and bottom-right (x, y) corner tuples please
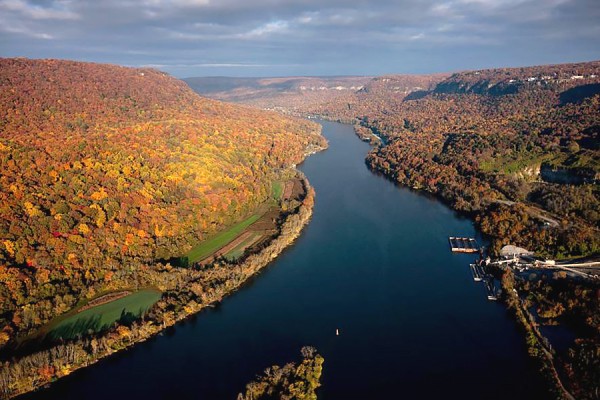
(186, 214), (261, 263)
(191, 178), (306, 265)
(225, 231), (266, 261)
(45, 289), (162, 340)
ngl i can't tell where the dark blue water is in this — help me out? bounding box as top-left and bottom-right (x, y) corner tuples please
(26, 121), (546, 399)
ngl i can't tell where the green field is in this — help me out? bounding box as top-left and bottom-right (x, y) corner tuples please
(480, 149), (599, 175)
(46, 289), (161, 340)
(272, 181), (283, 200)
(479, 151), (550, 174)
(225, 232), (264, 261)
(187, 214), (261, 263)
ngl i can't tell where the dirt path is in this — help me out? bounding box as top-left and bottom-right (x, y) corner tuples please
(199, 231), (265, 264)
(78, 291), (131, 313)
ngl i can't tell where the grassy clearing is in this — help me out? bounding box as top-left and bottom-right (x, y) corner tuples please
(480, 149), (599, 175)
(187, 214), (261, 263)
(225, 231), (264, 261)
(46, 289), (161, 340)
(272, 181), (283, 200)
(479, 151), (550, 174)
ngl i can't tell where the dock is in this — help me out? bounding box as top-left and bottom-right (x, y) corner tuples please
(467, 260), (498, 300)
(469, 263), (484, 281)
(448, 237), (479, 253)
(484, 277), (498, 301)
(450, 237), (502, 301)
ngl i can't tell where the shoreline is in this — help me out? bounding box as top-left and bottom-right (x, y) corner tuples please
(344, 119), (583, 399)
(498, 268), (576, 400)
(1, 168), (321, 399)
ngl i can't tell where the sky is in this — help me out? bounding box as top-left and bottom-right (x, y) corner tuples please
(1, 0), (599, 77)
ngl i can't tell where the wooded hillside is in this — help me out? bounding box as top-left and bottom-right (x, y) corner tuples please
(0, 58), (324, 348)
(363, 62), (600, 258)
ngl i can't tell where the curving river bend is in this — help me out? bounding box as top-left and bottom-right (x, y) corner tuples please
(26, 121), (546, 399)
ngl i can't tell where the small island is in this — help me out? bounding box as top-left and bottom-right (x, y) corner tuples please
(238, 347), (324, 400)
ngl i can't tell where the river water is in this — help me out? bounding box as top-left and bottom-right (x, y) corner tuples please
(26, 121), (546, 399)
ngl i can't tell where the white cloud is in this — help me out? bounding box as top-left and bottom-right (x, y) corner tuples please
(142, 0), (209, 8)
(1, 0), (597, 77)
(436, 23), (454, 32)
(0, 19), (55, 39)
(430, 2), (459, 17)
(242, 20), (289, 38)
(35, 32), (54, 39)
(0, 0), (79, 20)
(297, 15), (314, 24)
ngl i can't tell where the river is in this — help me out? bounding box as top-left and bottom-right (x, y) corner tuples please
(25, 121), (546, 399)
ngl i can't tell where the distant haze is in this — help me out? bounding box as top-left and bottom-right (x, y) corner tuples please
(1, 0), (599, 77)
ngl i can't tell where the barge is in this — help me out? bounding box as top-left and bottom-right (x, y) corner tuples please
(448, 237), (479, 253)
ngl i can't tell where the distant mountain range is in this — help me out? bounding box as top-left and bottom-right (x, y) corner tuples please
(185, 61), (600, 118)
(184, 75), (372, 107)
(184, 74), (452, 119)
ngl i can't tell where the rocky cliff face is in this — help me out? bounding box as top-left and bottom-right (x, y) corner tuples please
(434, 79), (521, 96)
(513, 164), (542, 181)
(540, 163), (598, 185)
(433, 61), (600, 97)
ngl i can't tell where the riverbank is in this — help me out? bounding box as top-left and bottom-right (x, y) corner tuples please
(351, 122), (597, 399)
(0, 170), (320, 399)
(498, 268), (575, 400)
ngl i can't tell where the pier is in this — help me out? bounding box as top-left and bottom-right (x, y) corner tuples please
(448, 237), (479, 253)
(459, 242), (599, 304)
(484, 277), (498, 301)
(469, 263), (484, 281)
(468, 261), (498, 300)
(448, 236), (496, 300)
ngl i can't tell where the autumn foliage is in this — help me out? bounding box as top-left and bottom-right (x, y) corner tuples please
(0, 58), (324, 347)
(360, 62), (600, 258)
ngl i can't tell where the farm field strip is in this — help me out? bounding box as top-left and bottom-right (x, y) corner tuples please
(272, 181), (284, 200)
(224, 231), (266, 261)
(186, 213), (262, 263)
(190, 181), (296, 264)
(200, 230), (253, 264)
(45, 289), (162, 340)
(77, 291), (132, 313)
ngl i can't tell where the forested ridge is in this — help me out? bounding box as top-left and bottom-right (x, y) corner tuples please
(186, 74), (449, 122)
(362, 61), (600, 258)
(184, 76), (372, 111)
(0, 58), (325, 351)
